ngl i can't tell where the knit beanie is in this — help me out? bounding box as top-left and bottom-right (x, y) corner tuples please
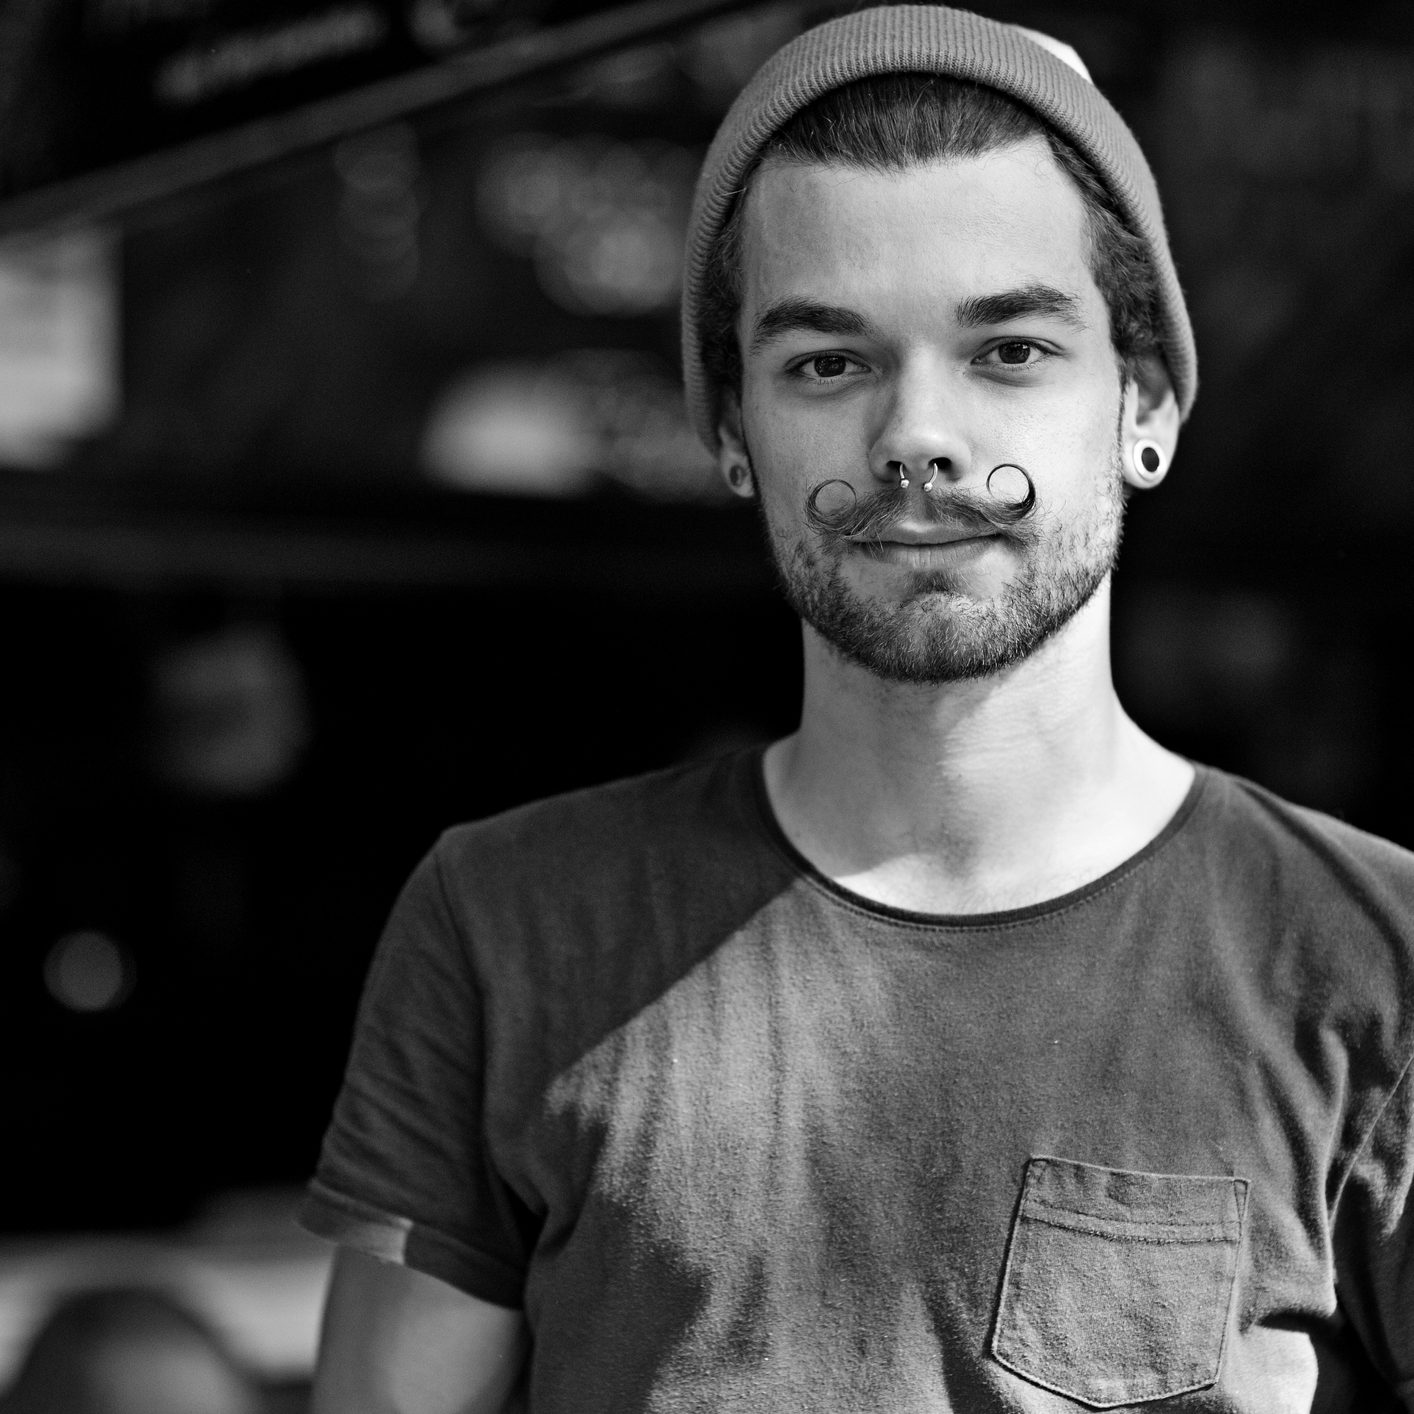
(681, 4), (1197, 451)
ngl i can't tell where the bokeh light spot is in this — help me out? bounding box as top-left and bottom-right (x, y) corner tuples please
(44, 930), (134, 1013)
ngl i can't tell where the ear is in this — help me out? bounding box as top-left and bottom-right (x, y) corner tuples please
(1120, 356), (1180, 491)
(715, 391), (756, 500)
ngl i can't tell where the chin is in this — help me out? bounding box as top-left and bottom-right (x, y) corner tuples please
(791, 560), (1110, 686)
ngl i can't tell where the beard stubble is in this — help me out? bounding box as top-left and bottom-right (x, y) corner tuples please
(760, 449), (1126, 686)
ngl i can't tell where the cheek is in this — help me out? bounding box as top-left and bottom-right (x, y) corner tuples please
(741, 377), (870, 483)
(1003, 381), (1120, 473)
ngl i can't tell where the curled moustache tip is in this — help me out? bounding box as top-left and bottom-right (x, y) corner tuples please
(985, 463), (1037, 522)
(806, 479), (858, 518)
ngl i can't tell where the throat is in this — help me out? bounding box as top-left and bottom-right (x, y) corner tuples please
(763, 727), (1197, 918)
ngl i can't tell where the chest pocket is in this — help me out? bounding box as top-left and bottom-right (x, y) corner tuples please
(991, 1156), (1248, 1409)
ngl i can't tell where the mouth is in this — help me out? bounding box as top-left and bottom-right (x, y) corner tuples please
(848, 518), (995, 545)
(850, 527), (1001, 566)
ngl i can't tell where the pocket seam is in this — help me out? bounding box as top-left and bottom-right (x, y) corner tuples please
(991, 1158), (1249, 1410)
(1022, 1203), (1238, 1246)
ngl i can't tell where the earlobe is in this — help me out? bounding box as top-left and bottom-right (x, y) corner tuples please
(716, 394), (756, 500)
(1120, 358), (1180, 492)
(724, 462), (754, 495)
(1127, 438), (1169, 487)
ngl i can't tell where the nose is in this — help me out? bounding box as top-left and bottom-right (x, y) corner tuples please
(870, 362), (971, 490)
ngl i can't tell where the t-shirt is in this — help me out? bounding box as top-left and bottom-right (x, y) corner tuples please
(302, 750), (1414, 1412)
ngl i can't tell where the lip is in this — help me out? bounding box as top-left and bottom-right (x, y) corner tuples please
(847, 522), (990, 547)
(853, 533), (1000, 568)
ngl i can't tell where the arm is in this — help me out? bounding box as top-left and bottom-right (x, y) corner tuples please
(1333, 1060), (1414, 1406)
(311, 1248), (528, 1414)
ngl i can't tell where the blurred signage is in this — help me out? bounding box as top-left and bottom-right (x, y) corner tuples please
(0, 228), (119, 466)
(0, 0), (750, 233)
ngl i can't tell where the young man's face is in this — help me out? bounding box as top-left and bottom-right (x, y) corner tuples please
(722, 136), (1133, 685)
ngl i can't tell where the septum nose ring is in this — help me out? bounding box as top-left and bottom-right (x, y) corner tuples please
(896, 461), (942, 492)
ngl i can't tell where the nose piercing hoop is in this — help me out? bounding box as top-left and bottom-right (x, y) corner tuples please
(896, 460), (943, 491)
(896, 460), (1030, 510)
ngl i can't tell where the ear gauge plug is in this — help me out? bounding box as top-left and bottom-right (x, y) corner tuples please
(1128, 439), (1168, 487)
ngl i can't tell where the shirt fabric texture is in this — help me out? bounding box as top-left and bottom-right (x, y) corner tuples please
(303, 751), (1414, 1412)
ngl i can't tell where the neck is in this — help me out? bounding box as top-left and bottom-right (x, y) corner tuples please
(765, 585), (1193, 913)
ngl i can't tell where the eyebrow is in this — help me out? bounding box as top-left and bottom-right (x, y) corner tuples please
(749, 298), (875, 353)
(747, 283), (1090, 353)
(955, 284), (1089, 331)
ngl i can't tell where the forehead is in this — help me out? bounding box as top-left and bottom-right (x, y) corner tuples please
(736, 138), (1100, 328)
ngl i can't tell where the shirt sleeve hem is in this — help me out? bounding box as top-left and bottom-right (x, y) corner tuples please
(298, 1180), (526, 1310)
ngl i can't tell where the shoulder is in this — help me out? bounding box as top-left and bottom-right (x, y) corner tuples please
(409, 749), (787, 1058)
(1191, 765), (1414, 1063)
(1197, 765), (1414, 906)
(432, 748), (761, 879)
(416, 748), (787, 965)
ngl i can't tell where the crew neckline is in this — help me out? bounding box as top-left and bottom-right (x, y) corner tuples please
(747, 750), (1210, 929)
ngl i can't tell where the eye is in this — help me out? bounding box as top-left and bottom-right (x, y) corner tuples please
(789, 352), (866, 383)
(978, 340), (1049, 370)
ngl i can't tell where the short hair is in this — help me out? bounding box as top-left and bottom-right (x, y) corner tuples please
(699, 72), (1162, 401)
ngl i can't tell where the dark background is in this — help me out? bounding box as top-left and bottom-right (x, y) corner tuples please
(0, 0), (1411, 1244)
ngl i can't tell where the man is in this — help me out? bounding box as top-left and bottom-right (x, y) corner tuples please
(302, 7), (1414, 1411)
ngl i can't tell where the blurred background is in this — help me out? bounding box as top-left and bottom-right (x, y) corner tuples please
(0, 0), (1411, 1406)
